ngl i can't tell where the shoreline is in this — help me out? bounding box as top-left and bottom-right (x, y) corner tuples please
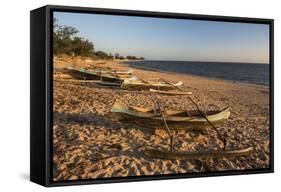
(53, 56), (269, 89)
(118, 61), (269, 89)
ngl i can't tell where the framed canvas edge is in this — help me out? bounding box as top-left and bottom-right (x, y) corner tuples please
(37, 4), (274, 187)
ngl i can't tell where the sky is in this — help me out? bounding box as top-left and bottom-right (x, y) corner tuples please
(54, 12), (270, 64)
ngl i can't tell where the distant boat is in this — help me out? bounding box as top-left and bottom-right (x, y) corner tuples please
(122, 78), (183, 90)
(106, 100), (231, 130)
(111, 69), (133, 75)
(67, 67), (132, 83)
(88, 64), (133, 74)
(94, 76), (184, 91)
(80, 67), (133, 78)
(88, 65), (133, 75)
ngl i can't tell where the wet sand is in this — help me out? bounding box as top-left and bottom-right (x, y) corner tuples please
(53, 56), (270, 181)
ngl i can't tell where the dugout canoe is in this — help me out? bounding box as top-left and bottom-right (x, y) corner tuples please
(122, 78), (183, 90)
(67, 67), (132, 83)
(106, 100), (231, 130)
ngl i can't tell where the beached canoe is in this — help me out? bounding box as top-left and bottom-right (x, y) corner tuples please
(122, 78), (183, 90)
(88, 67), (133, 75)
(144, 147), (253, 160)
(88, 64), (133, 74)
(67, 67), (132, 83)
(149, 88), (192, 95)
(80, 67), (133, 79)
(106, 100), (231, 130)
(107, 69), (133, 75)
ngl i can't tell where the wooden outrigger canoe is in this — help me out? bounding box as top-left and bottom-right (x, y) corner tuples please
(88, 64), (133, 75)
(122, 78), (183, 90)
(67, 67), (132, 83)
(144, 147), (253, 160)
(149, 88), (192, 95)
(88, 67), (133, 75)
(79, 67), (133, 79)
(93, 77), (184, 91)
(106, 100), (231, 130)
(107, 69), (133, 75)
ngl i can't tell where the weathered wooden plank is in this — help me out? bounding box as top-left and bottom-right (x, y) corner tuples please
(149, 88), (192, 95)
(144, 147), (253, 160)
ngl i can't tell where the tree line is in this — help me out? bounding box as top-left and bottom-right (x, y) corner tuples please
(53, 18), (145, 60)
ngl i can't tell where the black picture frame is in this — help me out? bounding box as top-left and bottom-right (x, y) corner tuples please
(30, 4), (274, 187)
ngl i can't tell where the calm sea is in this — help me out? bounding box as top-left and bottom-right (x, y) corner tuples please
(125, 60), (270, 87)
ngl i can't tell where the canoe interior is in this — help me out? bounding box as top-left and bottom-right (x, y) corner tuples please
(107, 112), (228, 130)
(129, 105), (226, 117)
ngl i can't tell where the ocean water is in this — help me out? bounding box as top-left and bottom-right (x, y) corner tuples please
(125, 60), (270, 86)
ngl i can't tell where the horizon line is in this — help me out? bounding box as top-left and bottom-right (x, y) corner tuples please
(138, 59), (270, 64)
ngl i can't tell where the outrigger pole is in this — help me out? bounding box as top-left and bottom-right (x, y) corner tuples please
(154, 97), (174, 151)
(159, 78), (226, 150)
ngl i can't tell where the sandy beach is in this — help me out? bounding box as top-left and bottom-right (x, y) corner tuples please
(52, 56), (270, 181)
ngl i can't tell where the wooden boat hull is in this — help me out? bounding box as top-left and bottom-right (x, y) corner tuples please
(143, 147), (253, 160)
(89, 70), (133, 77)
(106, 101), (231, 130)
(107, 112), (228, 129)
(67, 68), (131, 83)
(88, 64), (133, 75)
(103, 69), (133, 75)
